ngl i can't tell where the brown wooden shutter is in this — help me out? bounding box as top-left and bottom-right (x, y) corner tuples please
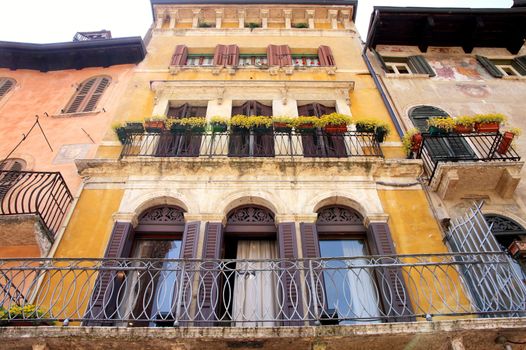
(177, 221), (201, 324)
(318, 46), (335, 66)
(171, 45), (188, 66)
(279, 45), (292, 67)
(181, 221), (200, 259)
(213, 44), (227, 66)
(64, 78), (96, 113)
(277, 222), (303, 325)
(227, 45), (239, 66)
(197, 222), (223, 325)
(83, 77), (110, 112)
(86, 221), (135, 325)
(0, 78), (15, 99)
(366, 222), (414, 322)
(267, 45), (278, 66)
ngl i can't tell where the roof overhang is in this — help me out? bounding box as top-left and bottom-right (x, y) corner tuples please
(0, 37), (146, 72)
(150, 0), (358, 21)
(366, 7), (526, 54)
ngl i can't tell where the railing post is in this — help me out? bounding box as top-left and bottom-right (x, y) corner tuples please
(308, 259), (321, 325)
(174, 261), (186, 327)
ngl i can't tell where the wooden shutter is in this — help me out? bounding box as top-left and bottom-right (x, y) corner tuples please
(318, 46), (335, 66)
(181, 221), (201, 259)
(407, 55), (436, 77)
(83, 77), (110, 112)
(86, 221), (135, 325)
(277, 222), (303, 325)
(267, 45), (278, 66)
(409, 106), (448, 132)
(177, 221), (201, 324)
(227, 45), (240, 66)
(65, 78), (96, 113)
(476, 55), (503, 78)
(373, 49), (388, 72)
(279, 45), (292, 67)
(366, 222), (414, 322)
(197, 222), (223, 325)
(0, 78), (15, 99)
(213, 44), (227, 66)
(512, 56), (526, 75)
(171, 45), (188, 66)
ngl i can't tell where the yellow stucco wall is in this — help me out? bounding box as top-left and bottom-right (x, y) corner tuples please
(54, 189), (124, 258)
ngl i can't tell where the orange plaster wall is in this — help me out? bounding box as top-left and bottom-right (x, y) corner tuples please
(0, 65), (135, 194)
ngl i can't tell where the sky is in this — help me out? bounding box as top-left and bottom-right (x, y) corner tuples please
(0, 0), (513, 44)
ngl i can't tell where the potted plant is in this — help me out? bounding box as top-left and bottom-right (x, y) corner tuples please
(454, 116), (475, 134)
(0, 304), (54, 326)
(497, 127), (521, 155)
(144, 116), (166, 133)
(293, 116), (319, 132)
(508, 240), (526, 259)
(318, 113), (351, 133)
(245, 22), (261, 30)
(402, 128), (423, 156)
(167, 117), (207, 133)
(474, 113), (506, 133)
(210, 116), (229, 133)
(354, 118), (391, 142)
(427, 117), (455, 135)
(112, 122), (128, 144)
(272, 116), (294, 133)
(124, 120), (145, 134)
(230, 115), (272, 132)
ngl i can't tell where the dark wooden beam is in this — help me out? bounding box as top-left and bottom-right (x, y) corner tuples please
(462, 16), (484, 54)
(418, 15), (434, 53)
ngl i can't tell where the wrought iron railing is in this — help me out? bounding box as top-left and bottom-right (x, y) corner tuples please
(0, 253), (524, 326)
(417, 133), (521, 183)
(120, 131), (383, 158)
(0, 171), (73, 241)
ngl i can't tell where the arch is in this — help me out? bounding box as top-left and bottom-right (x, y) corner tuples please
(0, 158), (26, 171)
(308, 193), (373, 219)
(0, 78), (16, 101)
(408, 105), (449, 132)
(316, 205), (364, 224)
(484, 213), (526, 252)
(121, 190), (193, 221)
(483, 210), (526, 233)
(220, 191), (283, 219)
(63, 75), (111, 114)
(138, 205), (185, 225)
(226, 205), (275, 224)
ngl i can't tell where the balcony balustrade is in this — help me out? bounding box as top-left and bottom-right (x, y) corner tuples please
(120, 131), (383, 159)
(0, 253), (524, 326)
(0, 171), (73, 242)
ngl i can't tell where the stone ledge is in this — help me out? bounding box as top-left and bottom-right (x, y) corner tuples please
(0, 318), (525, 350)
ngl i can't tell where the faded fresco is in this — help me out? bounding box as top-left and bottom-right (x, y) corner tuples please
(428, 57), (491, 81)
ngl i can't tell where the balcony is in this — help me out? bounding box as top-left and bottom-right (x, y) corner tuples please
(120, 131), (383, 159)
(0, 171), (73, 253)
(416, 133), (523, 199)
(0, 253), (524, 327)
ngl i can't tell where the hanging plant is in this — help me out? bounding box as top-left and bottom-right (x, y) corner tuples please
(293, 23), (309, 29)
(497, 127), (521, 155)
(353, 118), (391, 142)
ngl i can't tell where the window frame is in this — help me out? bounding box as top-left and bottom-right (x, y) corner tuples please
(62, 75), (111, 115)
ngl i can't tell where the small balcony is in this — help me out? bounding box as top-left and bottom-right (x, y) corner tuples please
(0, 171), (73, 253)
(0, 253), (524, 327)
(416, 133), (523, 199)
(120, 131), (383, 159)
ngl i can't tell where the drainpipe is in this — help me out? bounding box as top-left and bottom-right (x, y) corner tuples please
(361, 48), (404, 139)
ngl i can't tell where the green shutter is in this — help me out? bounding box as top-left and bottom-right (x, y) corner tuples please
(372, 49), (388, 72)
(407, 55), (436, 77)
(512, 56), (526, 76)
(409, 106), (448, 132)
(476, 55), (503, 78)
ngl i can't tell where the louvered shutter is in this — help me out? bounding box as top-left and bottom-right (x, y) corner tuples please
(0, 78), (15, 99)
(227, 45), (240, 66)
(83, 77), (110, 112)
(197, 222), (223, 325)
(373, 49), (388, 72)
(277, 222), (303, 325)
(86, 221), (135, 325)
(409, 106), (448, 132)
(181, 221), (200, 259)
(407, 55), (436, 77)
(512, 56), (526, 75)
(279, 45), (292, 67)
(267, 45), (278, 66)
(213, 44), (227, 66)
(366, 222), (414, 322)
(476, 55), (503, 78)
(171, 45), (188, 66)
(177, 221), (201, 323)
(318, 46), (335, 66)
(65, 78), (96, 113)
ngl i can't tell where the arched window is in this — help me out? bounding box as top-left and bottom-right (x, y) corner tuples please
(408, 105), (448, 132)
(0, 78), (16, 101)
(0, 158), (26, 171)
(485, 214), (526, 252)
(0, 158), (26, 201)
(63, 76), (111, 114)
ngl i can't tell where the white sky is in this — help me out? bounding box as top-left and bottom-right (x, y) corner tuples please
(0, 0), (513, 43)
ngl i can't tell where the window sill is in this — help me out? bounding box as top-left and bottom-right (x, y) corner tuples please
(169, 65), (337, 76)
(501, 75), (526, 80)
(384, 73), (430, 79)
(51, 110), (102, 118)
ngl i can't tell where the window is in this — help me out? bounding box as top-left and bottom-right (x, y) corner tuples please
(229, 101), (274, 157)
(185, 55), (214, 66)
(477, 55), (526, 78)
(0, 158), (26, 201)
(292, 55), (320, 67)
(0, 78), (15, 101)
(167, 103), (207, 119)
(63, 76), (111, 114)
(376, 52), (436, 77)
(239, 54), (268, 67)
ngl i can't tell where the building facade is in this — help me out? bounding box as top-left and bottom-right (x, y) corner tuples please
(0, 2), (525, 350)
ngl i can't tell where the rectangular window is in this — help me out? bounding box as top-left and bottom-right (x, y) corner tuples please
(385, 62), (411, 74)
(238, 55), (268, 67)
(185, 55), (214, 67)
(380, 55), (436, 77)
(292, 55), (320, 67)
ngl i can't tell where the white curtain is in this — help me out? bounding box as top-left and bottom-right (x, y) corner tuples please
(341, 241), (380, 323)
(232, 240), (278, 327)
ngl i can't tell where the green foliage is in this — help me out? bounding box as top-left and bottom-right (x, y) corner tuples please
(0, 304), (48, 320)
(210, 116), (230, 125)
(230, 115), (272, 129)
(474, 113), (507, 124)
(245, 22), (261, 29)
(353, 117), (391, 136)
(272, 116), (295, 126)
(402, 128), (421, 154)
(293, 116), (320, 127)
(198, 22), (213, 28)
(427, 117), (455, 131)
(317, 113), (352, 127)
(293, 23), (309, 28)
(167, 117), (207, 128)
(506, 127), (522, 136)
(454, 116), (476, 127)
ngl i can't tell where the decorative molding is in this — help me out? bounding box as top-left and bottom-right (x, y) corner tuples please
(227, 206), (275, 224)
(485, 215), (526, 235)
(317, 206), (363, 224)
(139, 206), (185, 224)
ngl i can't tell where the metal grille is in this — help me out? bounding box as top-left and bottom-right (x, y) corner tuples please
(0, 253), (522, 326)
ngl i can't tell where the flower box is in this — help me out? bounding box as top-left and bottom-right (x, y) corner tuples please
(145, 120), (166, 133)
(375, 128), (388, 143)
(356, 124), (375, 133)
(324, 124), (347, 134)
(508, 240), (526, 259)
(295, 123), (316, 133)
(273, 122), (292, 133)
(211, 123), (228, 133)
(454, 125), (473, 134)
(474, 122), (500, 133)
(125, 122), (145, 134)
(428, 126), (449, 136)
(497, 131), (515, 155)
(170, 124), (189, 133)
(411, 133), (423, 152)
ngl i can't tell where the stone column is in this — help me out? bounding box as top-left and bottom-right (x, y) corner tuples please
(155, 13), (165, 30)
(215, 9), (223, 29)
(306, 9), (315, 29)
(261, 9), (269, 29)
(284, 9), (292, 29)
(238, 9), (246, 28)
(169, 10), (178, 29)
(340, 10), (352, 29)
(192, 9), (201, 28)
(328, 10), (338, 30)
